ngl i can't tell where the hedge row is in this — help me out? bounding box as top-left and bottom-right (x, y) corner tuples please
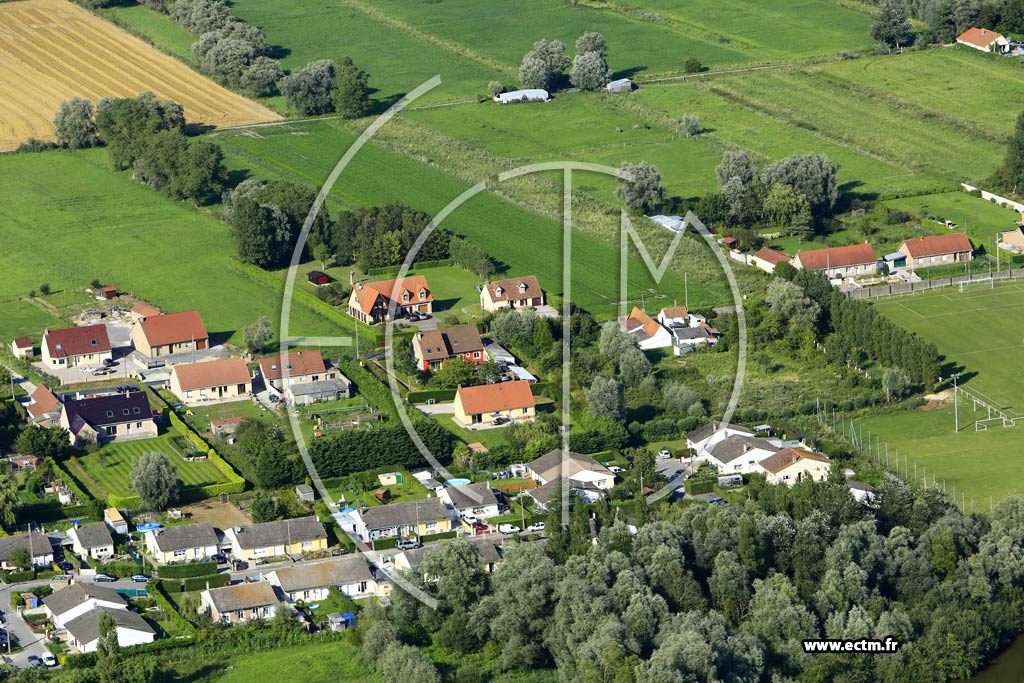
(366, 259), (453, 276)
(157, 560), (217, 578)
(17, 501), (93, 525)
(108, 493), (142, 508)
(183, 573), (230, 591)
(53, 460), (94, 505)
(3, 570), (35, 585)
(155, 578), (183, 594)
(151, 582), (195, 634)
(420, 530), (456, 543)
(165, 401), (247, 497)
(95, 560), (142, 578)
(168, 410), (210, 453)
(685, 479), (714, 495)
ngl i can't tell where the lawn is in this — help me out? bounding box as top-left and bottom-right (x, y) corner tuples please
(67, 433), (231, 501)
(210, 120), (727, 316)
(214, 641), (380, 683)
(882, 191), (1022, 248)
(0, 148), (341, 349)
(858, 405), (1024, 503)
(871, 280), (1024, 410)
(633, 81), (942, 200)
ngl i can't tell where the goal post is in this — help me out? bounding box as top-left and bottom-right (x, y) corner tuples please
(959, 277), (994, 293)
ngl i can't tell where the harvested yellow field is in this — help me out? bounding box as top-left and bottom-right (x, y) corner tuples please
(0, 0), (281, 150)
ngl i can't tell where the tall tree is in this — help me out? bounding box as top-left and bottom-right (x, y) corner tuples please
(616, 161), (665, 213)
(871, 1), (913, 47)
(586, 376), (624, 420)
(243, 315), (274, 353)
(575, 31), (607, 56)
(569, 51), (611, 91)
(333, 57), (372, 118)
(129, 452), (180, 511)
(280, 60), (337, 115)
(53, 97), (98, 149)
(996, 111), (1024, 196)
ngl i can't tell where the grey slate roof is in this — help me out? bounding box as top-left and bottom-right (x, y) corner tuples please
(707, 435), (780, 465)
(847, 481), (878, 493)
(65, 606), (154, 645)
(204, 582), (279, 613)
(686, 421), (754, 444)
(445, 482), (498, 511)
(402, 537), (502, 570)
(270, 556), (373, 593)
(0, 531), (54, 562)
(288, 378), (351, 397)
(72, 522), (114, 549)
(149, 523), (218, 553)
(45, 583), (125, 618)
(526, 449), (611, 484)
(231, 516), (326, 550)
(361, 499), (449, 531)
(64, 391), (152, 431)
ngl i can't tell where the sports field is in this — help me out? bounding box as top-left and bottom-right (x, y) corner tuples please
(872, 281), (1024, 410)
(66, 434), (230, 502)
(0, 0), (280, 150)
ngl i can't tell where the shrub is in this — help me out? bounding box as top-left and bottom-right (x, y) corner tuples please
(685, 478), (714, 495)
(183, 573), (230, 591)
(157, 561), (217, 579)
(684, 57), (702, 73)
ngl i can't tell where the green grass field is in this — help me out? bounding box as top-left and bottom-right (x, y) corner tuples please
(213, 642), (379, 683)
(211, 119), (726, 316)
(0, 149), (348, 348)
(98, 5), (197, 61)
(0, 300), (62, 350)
(859, 405), (1024, 502)
(629, 0), (873, 59)
(67, 434), (231, 501)
(633, 81), (943, 199)
(882, 192), (1022, 247)
(872, 281), (1024, 409)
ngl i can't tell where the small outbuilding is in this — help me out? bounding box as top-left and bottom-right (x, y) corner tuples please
(606, 78), (632, 93)
(11, 337), (32, 359)
(98, 286), (118, 300)
(295, 484), (315, 502)
(307, 271), (331, 287)
(496, 89), (550, 104)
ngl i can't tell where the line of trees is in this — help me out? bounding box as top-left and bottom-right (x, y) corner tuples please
(374, 474), (1024, 683)
(864, 0), (1024, 42)
(280, 58), (371, 117)
(223, 178), (329, 268)
(308, 419), (454, 476)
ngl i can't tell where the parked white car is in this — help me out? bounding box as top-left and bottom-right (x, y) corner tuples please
(658, 449), (673, 459)
(497, 524), (521, 534)
(527, 522), (546, 533)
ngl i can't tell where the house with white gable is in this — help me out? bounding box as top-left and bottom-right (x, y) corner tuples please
(623, 307), (673, 350)
(686, 421), (757, 459)
(705, 434), (780, 475)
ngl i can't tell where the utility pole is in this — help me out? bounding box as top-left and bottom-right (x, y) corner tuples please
(684, 272), (689, 311)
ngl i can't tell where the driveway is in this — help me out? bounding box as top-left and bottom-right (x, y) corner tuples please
(415, 402), (455, 415)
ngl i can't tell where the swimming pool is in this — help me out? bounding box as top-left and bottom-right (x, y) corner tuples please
(445, 478), (472, 487)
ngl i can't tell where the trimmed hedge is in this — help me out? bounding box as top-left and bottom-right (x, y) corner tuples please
(96, 560), (142, 578)
(420, 530), (456, 543)
(157, 561), (217, 578)
(3, 570), (34, 585)
(372, 537), (398, 550)
(685, 479), (714, 495)
(156, 579), (184, 594)
(108, 493), (142, 508)
(164, 396), (247, 497)
(406, 389), (456, 404)
(183, 573), (230, 591)
(151, 582), (195, 633)
(17, 501), (93, 525)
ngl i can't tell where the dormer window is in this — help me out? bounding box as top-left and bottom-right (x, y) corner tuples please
(402, 291), (410, 302)
(519, 282), (527, 292)
(495, 287), (504, 296)
(419, 288), (427, 299)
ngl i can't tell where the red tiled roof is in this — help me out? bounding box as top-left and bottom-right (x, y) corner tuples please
(131, 302), (162, 318)
(759, 447), (830, 475)
(259, 350), (327, 381)
(100, 286), (118, 294)
(660, 306), (688, 318)
(351, 276), (432, 315)
(456, 382), (535, 415)
(627, 307), (663, 338)
(27, 385), (60, 419)
(44, 325), (111, 359)
(899, 233), (973, 258)
(136, 310), (207, 348)
(753, 247), (792, 265)
(12, 337), (31, 349)
(171, 358), (250, 391)
(957, 27), (1005, 48)
(795, 244), (876, 270)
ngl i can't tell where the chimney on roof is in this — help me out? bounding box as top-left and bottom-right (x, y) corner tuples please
(350, 271), (355, 285)
(742, 444), (749, 453)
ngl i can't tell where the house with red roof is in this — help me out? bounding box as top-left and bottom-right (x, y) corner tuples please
(258, 350), (352, 405)
(792, 243), (877, 280)
(624, 307), (673, 350)
(454, 382), (535, 427)
(749, 247), (792, 274)
(347, 276), (432, 325)
(412, 325), (484, 371)
(897, 233), (973, 270)
(26, 385), (61, 425)
(10, 337), (32, 359)
(756, 447), (831, 486)
(41, 325), (112, 370)
(129, 302), (162, 324)
(130, 310), (208, 358)
(169, 357), (252, 406)
(957, 27), (1009, 53)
